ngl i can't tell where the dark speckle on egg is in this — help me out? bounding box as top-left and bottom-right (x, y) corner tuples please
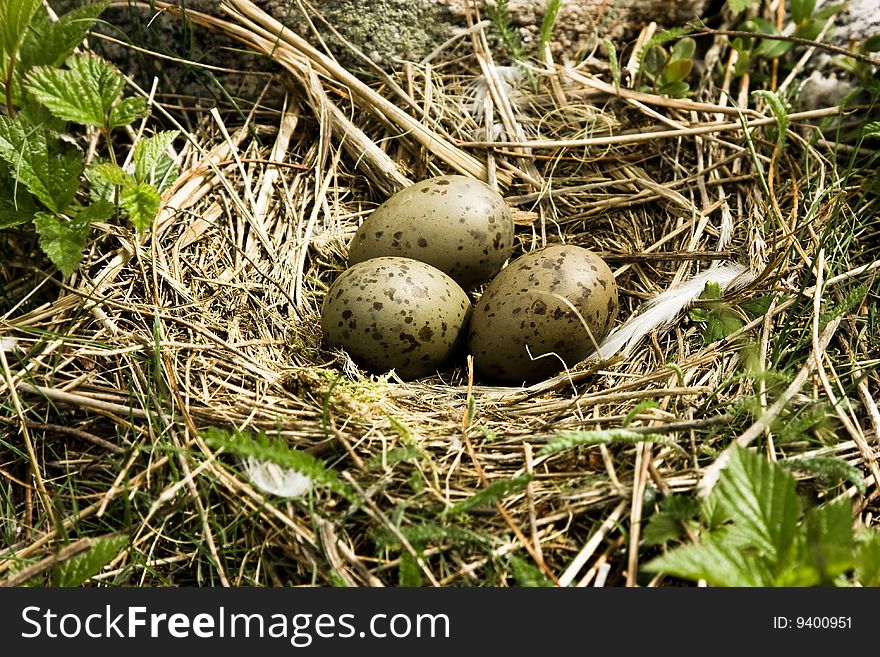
(468, 245), (619, 384)
(321, 257), (472, 379)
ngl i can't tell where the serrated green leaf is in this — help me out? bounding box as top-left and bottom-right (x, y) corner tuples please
(740, 295), (773, 319)
(442, 474), (532, 516)
(89, 161), (132, 187)
(108, 96), (148, 129)
(33, 211), (91, 276)
(715, 445), (801, 569)
(133, 130), (178, 187)
(791, 0), (817, 25)
(509, 555), (553, 587)
(201, 427), (355, 502)
(18, 2), (109, 70)
(643, 512), (686, 546)
(864, 121), (880, 139)
(0, 174), (36, 228)
(120, 182), (160, 232)
(0, 115), (82, 212)
(855, 534), (880, 586)
(644, 536), (773, 585)
(0, 0), (42, 59)
(25, 54), (124, 127)
(779, 500), (855, 586)
(537, 428), (672, 457)
(55, 534), (128, 587)
(728, 0), (760, 14)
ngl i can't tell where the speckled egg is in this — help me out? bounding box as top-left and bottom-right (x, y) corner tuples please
(468, 245), (618, 383)
(347, 175), (514, 289)
(321, 257), (471, 379)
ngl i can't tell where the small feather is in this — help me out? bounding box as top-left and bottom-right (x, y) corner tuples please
(242, 457), (313, 498)
(596, 262), (754, 360)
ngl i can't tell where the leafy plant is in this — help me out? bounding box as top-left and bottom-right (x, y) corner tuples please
(644, 446), (880, 586)
(54, 534), (128, 586)
(689, 281), (745, 344)
(0, 1), (174, 276)
(639, 36), (696, 98)
(201, 427), (355, 502)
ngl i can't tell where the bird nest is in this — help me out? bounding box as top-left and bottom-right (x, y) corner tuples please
(2, 0), (877, 587)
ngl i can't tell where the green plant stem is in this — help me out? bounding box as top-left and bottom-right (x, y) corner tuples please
(5, 44), (18, 116)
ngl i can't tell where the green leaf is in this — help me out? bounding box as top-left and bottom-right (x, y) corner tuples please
(643, 495), (701, 546)
(856, 534), (880, 586)
(863, 35), (880, 53)
(18, 2), (109, 70)
(727, 0), (760, 14)
(752, 89), (789, 151)
(670, 37), (696, 62)
(0, 0), (42, 60)
(642, 45), (667, 80)
(793, 18), (825, 41)
(55, 534), (128, 587)
(32, 211), (91, 276)
(508, 555), (553, 587)
(0, 115), (82, 213)
(398, 550), (424, 587)
(661, 58), (693, 84)
(781, 456), (867, 495)
(791, 0), (816, 25)
(644, 512), (686, 546)
(864, 122), (880, 139)
(77, 199), (115, 224)
(701, 307), (744, 343)
(756, 38), (793, 59)
(715, 445), (801, 569)
(537, 428), (673, 457)
(442, 474), (532, 516)
(25, 54), (124, 127)
(604, 38), (620, 90)
(108, 96), (148, 129)
(0, 174), (36, 228)
(133, 130), (178, 188)
(740, 295), (773, 319)
(644, 536), (774, 586)
(201, 427), (355, 502)
(120, 182), (160, 232)
(813, 2), (846, 20)
(779, 500), (855, 586)
(89, 161), (133, 187)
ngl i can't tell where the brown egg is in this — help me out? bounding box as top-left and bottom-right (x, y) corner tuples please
(468, 245), (618, 383)
(347, 175), (514, 289)
(321, 257), (471, 379)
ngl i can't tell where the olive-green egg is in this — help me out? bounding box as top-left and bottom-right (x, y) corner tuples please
(348, 175), (514, 289)
(468, 245), (618, 384)
(321, 257), (471, 379)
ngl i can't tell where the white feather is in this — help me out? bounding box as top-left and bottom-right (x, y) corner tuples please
(595, 262), (754, 360)
(242, 457), (313, 498)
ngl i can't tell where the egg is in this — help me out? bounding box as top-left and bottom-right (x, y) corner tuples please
(321, 257), (471, 379)
(347, 175), (514, 289)
(468, 245), (618, 383)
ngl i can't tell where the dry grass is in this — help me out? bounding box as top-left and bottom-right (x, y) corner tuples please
(0, 0), (878, 586)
